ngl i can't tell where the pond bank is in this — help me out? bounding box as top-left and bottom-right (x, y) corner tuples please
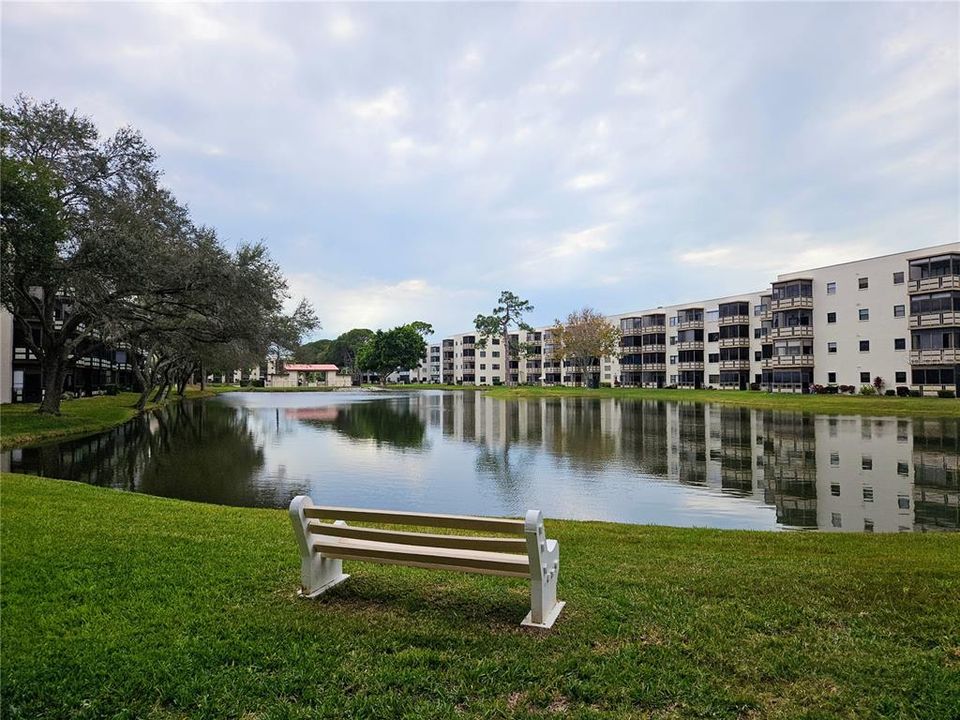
(2, 472), (957, 718)
(393, 385), (960, 417)
(0, 386), (234, 450)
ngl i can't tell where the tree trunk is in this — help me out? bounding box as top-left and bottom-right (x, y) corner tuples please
(38, 350), (69, 415)
(177, 376), (188, 396)
(199, 362), (206, 391)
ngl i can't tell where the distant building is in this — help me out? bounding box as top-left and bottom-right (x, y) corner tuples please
(270, 363), (352, 388)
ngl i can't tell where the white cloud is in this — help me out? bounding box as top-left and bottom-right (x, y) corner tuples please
(328, 13), (358, 41)
(566, 172), (610, 190)
(348, 87), (408, 122)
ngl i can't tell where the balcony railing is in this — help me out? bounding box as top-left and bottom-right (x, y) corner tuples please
(762, 355), (815, 368)
(676, 341), (704, 351)
(718, 315), (750, 325)
(718, 337), (751, 348)
(910, 349), (960, 365)
(719, 359), (751, 370)
(770, 296), (814, 311)
(770, 326), (814, 339)
(910, 311), (960, 328)
(908, 275), (960, 293)
(677, 320), (704, 330)
(620, 363), (642, 371)
(678, 361), (705, 371)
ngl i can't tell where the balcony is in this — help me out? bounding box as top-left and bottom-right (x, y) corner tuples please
(642, 362), (667, 371)
(620, 363), (642, 372)
(676, 341), (703, 351)
(678, 361), (705, 371)
(718, 337), (751, 348)
(769, 326), (814, 339)
(718, 315), (750, 326)
(720, 359), (751, 370)
(639, 342), (666, 352)
(770, 296), (814, 311)
(910, 311), (960, 328)
(910, 349), (960, 365)
(677, 319), (704, 330)
(909, 275), (960, 293)
(762, 355), (814, 368)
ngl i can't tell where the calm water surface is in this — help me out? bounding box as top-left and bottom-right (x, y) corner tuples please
(4, 390), (958, 532)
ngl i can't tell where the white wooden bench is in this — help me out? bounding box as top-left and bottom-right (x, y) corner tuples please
(288, 496), (565, 629)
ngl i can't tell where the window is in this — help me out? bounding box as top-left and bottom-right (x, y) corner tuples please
(480, 351), (486, 357)
(492, 363), (500, 370)
(492, 351), (500, 357)
(754, 328), (762, 339)
(862, 456), (872, 470)
(827, 281), (837, 294)
(863, 486), (874, 501)
(864, 519), (874, 533)
(827, 312), (836, 323)
(708, 353), (719, 363)
(897, 462), (909, 476)
(895, 371), (907, 383)
(893, 271), (904, 284)
(492, 338), (500, 345)
(708, 374), (720, 384)
(859, 308), (869, 321)
(479, 376), (486, 383)
(898, 495), (910, 509)
(831, 513), (842, 528)
(859, 277), (869, 289)
(480, 364), (486, 370)
(669, 356), (677, 365)
(860, 371), (870, 383)
(859, 340), (870, 352)
(828, 371), (837, 383)
(708, 332), (719, 342)
(669, 336), (677, 345)
(827, 342), (837, 353)
(830, 452), (839, 467)
(894, 338), (906, 351)
(755, 351), (762, 361)
(894, 304), (905, 318)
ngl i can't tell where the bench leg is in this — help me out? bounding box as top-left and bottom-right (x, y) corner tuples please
(522, 511), (565, 629)
(289, 495), (350, 598)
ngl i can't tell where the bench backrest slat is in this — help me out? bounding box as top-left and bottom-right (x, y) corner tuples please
(307, 522), (529, 553)
(303, 505), (526, 535)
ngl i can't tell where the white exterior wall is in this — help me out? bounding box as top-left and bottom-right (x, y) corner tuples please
(0, 309), (13, 404)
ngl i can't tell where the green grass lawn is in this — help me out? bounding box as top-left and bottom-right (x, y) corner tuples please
(2, 473), (957, 719)
(0, 387), (234, 450)
(477, 386), (960, 417)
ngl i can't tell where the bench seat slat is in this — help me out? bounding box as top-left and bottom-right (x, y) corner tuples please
(325, 553), (531, 578)
(303, 506), (526, 535)
(307, 522), (529, 553)
(313, 537), (531, 577)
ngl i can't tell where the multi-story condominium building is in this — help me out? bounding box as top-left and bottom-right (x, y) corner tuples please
(434, 243), (960, 395)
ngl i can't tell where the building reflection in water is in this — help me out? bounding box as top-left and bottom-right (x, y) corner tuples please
(3, 391), (958, 532)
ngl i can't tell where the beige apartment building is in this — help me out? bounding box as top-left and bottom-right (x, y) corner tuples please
(433, 243), (960, 394)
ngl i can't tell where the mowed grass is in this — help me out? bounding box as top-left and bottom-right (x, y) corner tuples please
(0, 387), (234, 450)
(480, 386), (960, 418)
(2, 473), (958, 719)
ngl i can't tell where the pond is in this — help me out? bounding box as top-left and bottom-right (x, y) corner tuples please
(3, 391), (958, 532)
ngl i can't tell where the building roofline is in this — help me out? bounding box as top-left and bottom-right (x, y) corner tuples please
(775, 242), (960, 278)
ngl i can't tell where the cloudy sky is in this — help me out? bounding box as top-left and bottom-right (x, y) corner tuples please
(3, 2), (958, 339)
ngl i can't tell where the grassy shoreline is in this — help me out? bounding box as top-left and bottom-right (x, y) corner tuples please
(396, 384), (959, 417)
(0, 386), (235, 450)
(2, 472), (958, 718)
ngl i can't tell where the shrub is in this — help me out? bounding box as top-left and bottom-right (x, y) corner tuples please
(252, 378), (265, 388)
(811, 384), (824, 395)
(896, 386), (910, 397)
(103, 384), (119, 396)
(749, 383), (760, 391)
(826, 385), (839, 394)
(859, 385), (876, 395)
(909, 389), (922, 397)
(60, 391), (76, 401)
(937, 390), (956, 399)
(873, 376), (885, 393)
(600, 382), (612, 388)
(884, 389), (896, 396)
(239, 379), (250, 387)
